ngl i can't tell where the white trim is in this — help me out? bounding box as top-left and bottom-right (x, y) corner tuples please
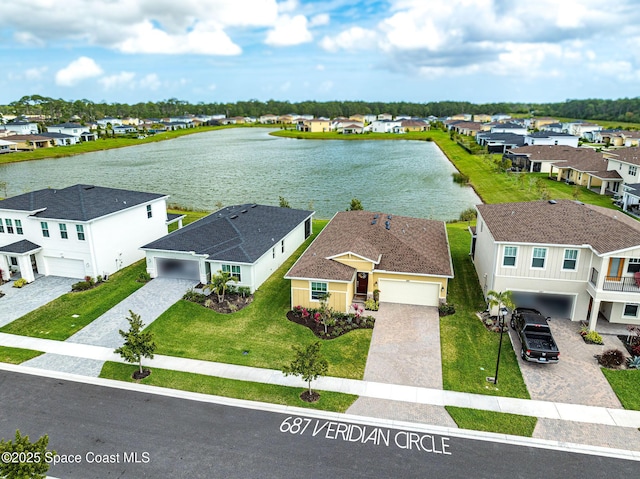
(326, 250), (380, 264)
(374, 269), (453, 279)
(562, 248), (579, 272)
(309, 280), (328, 301)
(502, 245), (518, 268)
(623, 303), (640, 318)
(530, 247), (547, 270)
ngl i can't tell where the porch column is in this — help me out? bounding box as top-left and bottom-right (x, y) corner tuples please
(18, 255), (35, 283)
(0, 255), (8, 281)
(588, 298), (600, 331)
(600, 182), (606, 195)
(586, 175), (592, 189)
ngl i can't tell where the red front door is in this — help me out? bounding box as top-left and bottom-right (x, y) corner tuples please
(356, 273), (368, 294)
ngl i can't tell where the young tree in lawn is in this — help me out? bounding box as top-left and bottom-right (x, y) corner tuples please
(282, 341), (329, 401)
(114, 310), (156, 377)
(0, 430), (54, 479)
(205, 270), (238, 303)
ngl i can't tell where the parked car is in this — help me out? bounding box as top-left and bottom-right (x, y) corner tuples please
(511, 307), (560, 363)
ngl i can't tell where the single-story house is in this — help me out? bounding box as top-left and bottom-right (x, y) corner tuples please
(471, 200), (640, 329)
(524, 132), (579, 147)
(0, 139), (17, 154)
(0, 184), (173, 283)
(142, 204), (314, 292)
(285, 211), (453, 312)
(40, 132), (80, 146)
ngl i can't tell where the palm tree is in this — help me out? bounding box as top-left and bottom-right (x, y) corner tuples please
(486, 290), (515, 385)
(205, 270), (238, 303)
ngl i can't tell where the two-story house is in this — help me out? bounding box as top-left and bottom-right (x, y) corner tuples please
(603, 147), (640, 186)
(471, 200), (640, 330)
(0, 185), (173, 283)
(46, 122), (90, 137)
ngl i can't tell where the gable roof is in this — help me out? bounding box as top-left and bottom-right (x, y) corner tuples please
(477, 200), (640, 254)
(142, 204), (313, 264)
(0, 239), (41, 254)
(605, 147), (640, 166)
(0, 184), (166, 221)
(286, 211), (453, 281)
(506, 145), (607, 171)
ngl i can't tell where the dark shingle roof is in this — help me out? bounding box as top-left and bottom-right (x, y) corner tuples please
(40, 132), (75, 139)
(286, 211), (453, 281)
(142, 205), (313, 263)
(477, 200), (640, 254)
(49, 122), (84, 128)
(0, 184), (166, 221)
(606, 147), (640, 166)
(0, 239), (41, 254)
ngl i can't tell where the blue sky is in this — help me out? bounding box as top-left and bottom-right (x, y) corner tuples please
(1, 0), (639, 105)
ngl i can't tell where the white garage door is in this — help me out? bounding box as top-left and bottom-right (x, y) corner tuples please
(45, 257), (86, 279)
(378, 279), (440, 306)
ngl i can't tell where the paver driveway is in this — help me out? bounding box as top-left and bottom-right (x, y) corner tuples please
(359, 303), (443, 388)
(0, 276), (77, 328)
(509, 317), (624, 408)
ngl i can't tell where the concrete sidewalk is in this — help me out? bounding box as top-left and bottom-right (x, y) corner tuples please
(2, 332), (639, 431)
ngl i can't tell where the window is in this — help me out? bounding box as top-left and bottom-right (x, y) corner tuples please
(624, 304), (639, 317)
(503, 246), (517, 267)
(272, 247), (276, 259)
(5, 219), (13, 234)
(41, 221), (49, 237)
(311, 282), (328, 300)
(590, 267), (599, 285)
(630, 165), (637, 176)
(59, 223), (68, 239)
(15, 219), (23, 234)
(76, 224), (85, 241)
(281, 240), (285, 254)
(627, 258), (640, 274)
(532, 247), (546, 268)
(221, 264), (241, 282)
(0, 218), (4, 233)
(146, 204), (152, 219)
(563, 249), (578, 270)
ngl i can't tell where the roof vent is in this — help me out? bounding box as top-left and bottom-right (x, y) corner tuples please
(251, 204), (258, 208)
(385, 221), (390, 230)
(373, 214), (379, 219)
(548, 200), (557, 204)
(241, 209), (247, 213)
(387, 215), (392, 220)
(371, 220), (377, 225)
(230, 214), (238, 219)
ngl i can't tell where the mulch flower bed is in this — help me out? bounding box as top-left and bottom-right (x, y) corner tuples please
(300, 390), (320, 402)
(476, 311), (508, 333)
(132, 369), (151, 380)
(183, 288), (253, 313)
(287, 306), (375, 339)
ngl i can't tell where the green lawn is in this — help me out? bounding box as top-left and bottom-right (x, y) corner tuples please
(270, 129), (436, 141)
(167, 208), (209, 231)
(0, 346), (43, 364)
(601, 368), (640, 410)
(445, 406), (537, 437)
(147, 219), (373, 380)
(0, 260), (147, 340)
(100, 362), (357, 413)
(441, 223), (530, 398)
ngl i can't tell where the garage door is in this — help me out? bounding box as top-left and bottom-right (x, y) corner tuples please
(45, 257), (86, 279)
(378, 279), (440, 306)
(511, 291), (574, 319)
(156, 258), (200, 280)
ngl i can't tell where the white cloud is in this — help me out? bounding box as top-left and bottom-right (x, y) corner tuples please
(116, 20), (242, 55)
(99, 71), (136, 89)
(265, 14), (312, 46)
(24, 66), (48, 81)
(319, 27), (377, 52)
(316, 64), (325, 71)
(139, 73), (162, 91)
(309, 13), (330, 27)
(277, 0), (298, 13)
(55, 57), (103, 86)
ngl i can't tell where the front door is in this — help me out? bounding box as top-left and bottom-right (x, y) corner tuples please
(356, 272), (368, 294)
(607, 257), (624, 280)
(30, 254), (38, 274)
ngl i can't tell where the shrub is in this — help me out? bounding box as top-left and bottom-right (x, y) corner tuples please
(627, 356), (640, 369)
(12, 278), (27, 288)
(71, 280), (93, 291)
(238, 286), (251, 298)
(458, 207), (477, 222)
(364, 299), (379, 311)
(584, 330), (603, 344)
(596, 349), (626, 368)
(438, 303), (455, 317)
(183, 288), (207, 304)
(452, 172), (469, 184)
(631, 344), (640, 356)
(136, 271), (151, 283)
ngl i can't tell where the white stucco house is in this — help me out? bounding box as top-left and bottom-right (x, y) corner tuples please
(2, 121), (39, 135)
(0, 185), (174, 283)
(603, 147), (640, 186)
(471, 200), (640, 330)
(141, 204), (314, 292)
(46, 122), (90, 137)
(524, 132), (580, 147)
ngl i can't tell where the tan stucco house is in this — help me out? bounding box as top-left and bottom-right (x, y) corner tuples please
(285, 211), (453, 312)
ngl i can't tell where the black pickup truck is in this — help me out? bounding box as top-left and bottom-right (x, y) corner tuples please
(510, 308), (560, 363)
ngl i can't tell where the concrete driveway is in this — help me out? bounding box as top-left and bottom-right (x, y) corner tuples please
(360, 303), (443, 388)
(509, 317), (624, 408)
(0, 276), (77, 327)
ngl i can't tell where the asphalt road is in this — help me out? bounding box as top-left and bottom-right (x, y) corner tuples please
(0, 370), (637, 478)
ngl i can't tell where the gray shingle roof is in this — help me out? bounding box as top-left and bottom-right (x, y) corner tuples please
(0, 184), (166, 221)
(142, 204), (313, 263)
(286, 211), (453, 281)
(477, 200), (640, 254)
(0, 239), (41, 254)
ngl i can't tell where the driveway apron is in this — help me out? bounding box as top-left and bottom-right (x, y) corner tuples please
(0, 276), (77, 328)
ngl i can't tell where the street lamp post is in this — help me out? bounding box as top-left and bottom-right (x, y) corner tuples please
(493, 308), (506, 385)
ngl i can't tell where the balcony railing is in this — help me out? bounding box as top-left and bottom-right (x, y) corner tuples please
(603, 276), (640, 292)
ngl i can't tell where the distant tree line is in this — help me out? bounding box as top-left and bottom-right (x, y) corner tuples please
(2, 94), (640, 124)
